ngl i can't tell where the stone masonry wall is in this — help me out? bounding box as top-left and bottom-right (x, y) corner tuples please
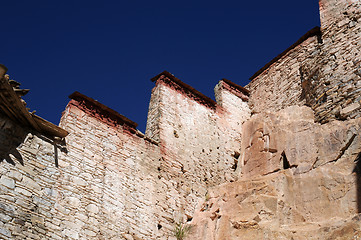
(56, 99), (166, 239)
(246, 34), (321, 114)
(0, 98), (166, 239)
(307, 0), (361, 123)
(145, 74), (250, 224)
(2, 1), (360, 239)
(0, 72), (250, 239)
(247, 0), (361, 124)
(0, 113), (65, 239)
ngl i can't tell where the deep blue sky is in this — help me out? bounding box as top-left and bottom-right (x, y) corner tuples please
(2, 0), (320, 132)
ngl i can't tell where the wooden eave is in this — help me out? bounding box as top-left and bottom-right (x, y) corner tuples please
(0, 77), (68, 138)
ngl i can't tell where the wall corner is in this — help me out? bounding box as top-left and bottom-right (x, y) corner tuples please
(145, 83), (162, 143)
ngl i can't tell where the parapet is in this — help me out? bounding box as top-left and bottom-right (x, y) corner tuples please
(69, 91), (138, 130)
(151, 71), (217, 110)
(219, 78), (250, 101)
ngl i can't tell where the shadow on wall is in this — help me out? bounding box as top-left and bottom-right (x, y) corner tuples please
(0, 132), (68, 167)
(36, 134), (68, 167)
(0, 115), (68, 166)
(0, 121), (29, 165)
(0, 147), (24, 165)
(353, 152), (361, 213)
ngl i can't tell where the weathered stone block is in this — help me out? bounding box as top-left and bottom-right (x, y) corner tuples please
(0, 176), (15, 189)
(14, 187), (32, 197)
(21, 176), (41, 191)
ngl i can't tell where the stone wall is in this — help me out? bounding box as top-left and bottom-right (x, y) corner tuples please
(246, 32), (321, 115)
(56, 97), (165, 239)
(0, 113), (65, 239)
(247, 0), (361, 123)
(0, 95), (166, 239)
(309, 0), (361, 123)
(0, 72), (250, 239)
(144, 73), (250, 222)
(1, 0), (360, 239)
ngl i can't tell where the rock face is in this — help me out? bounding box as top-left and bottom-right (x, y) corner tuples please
(189, 106), (361, 239)
(182, 1), (361, 238)
(241, 106), (360, 177)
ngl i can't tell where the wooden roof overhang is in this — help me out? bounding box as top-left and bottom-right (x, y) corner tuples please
(0, 64), (68, 138)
